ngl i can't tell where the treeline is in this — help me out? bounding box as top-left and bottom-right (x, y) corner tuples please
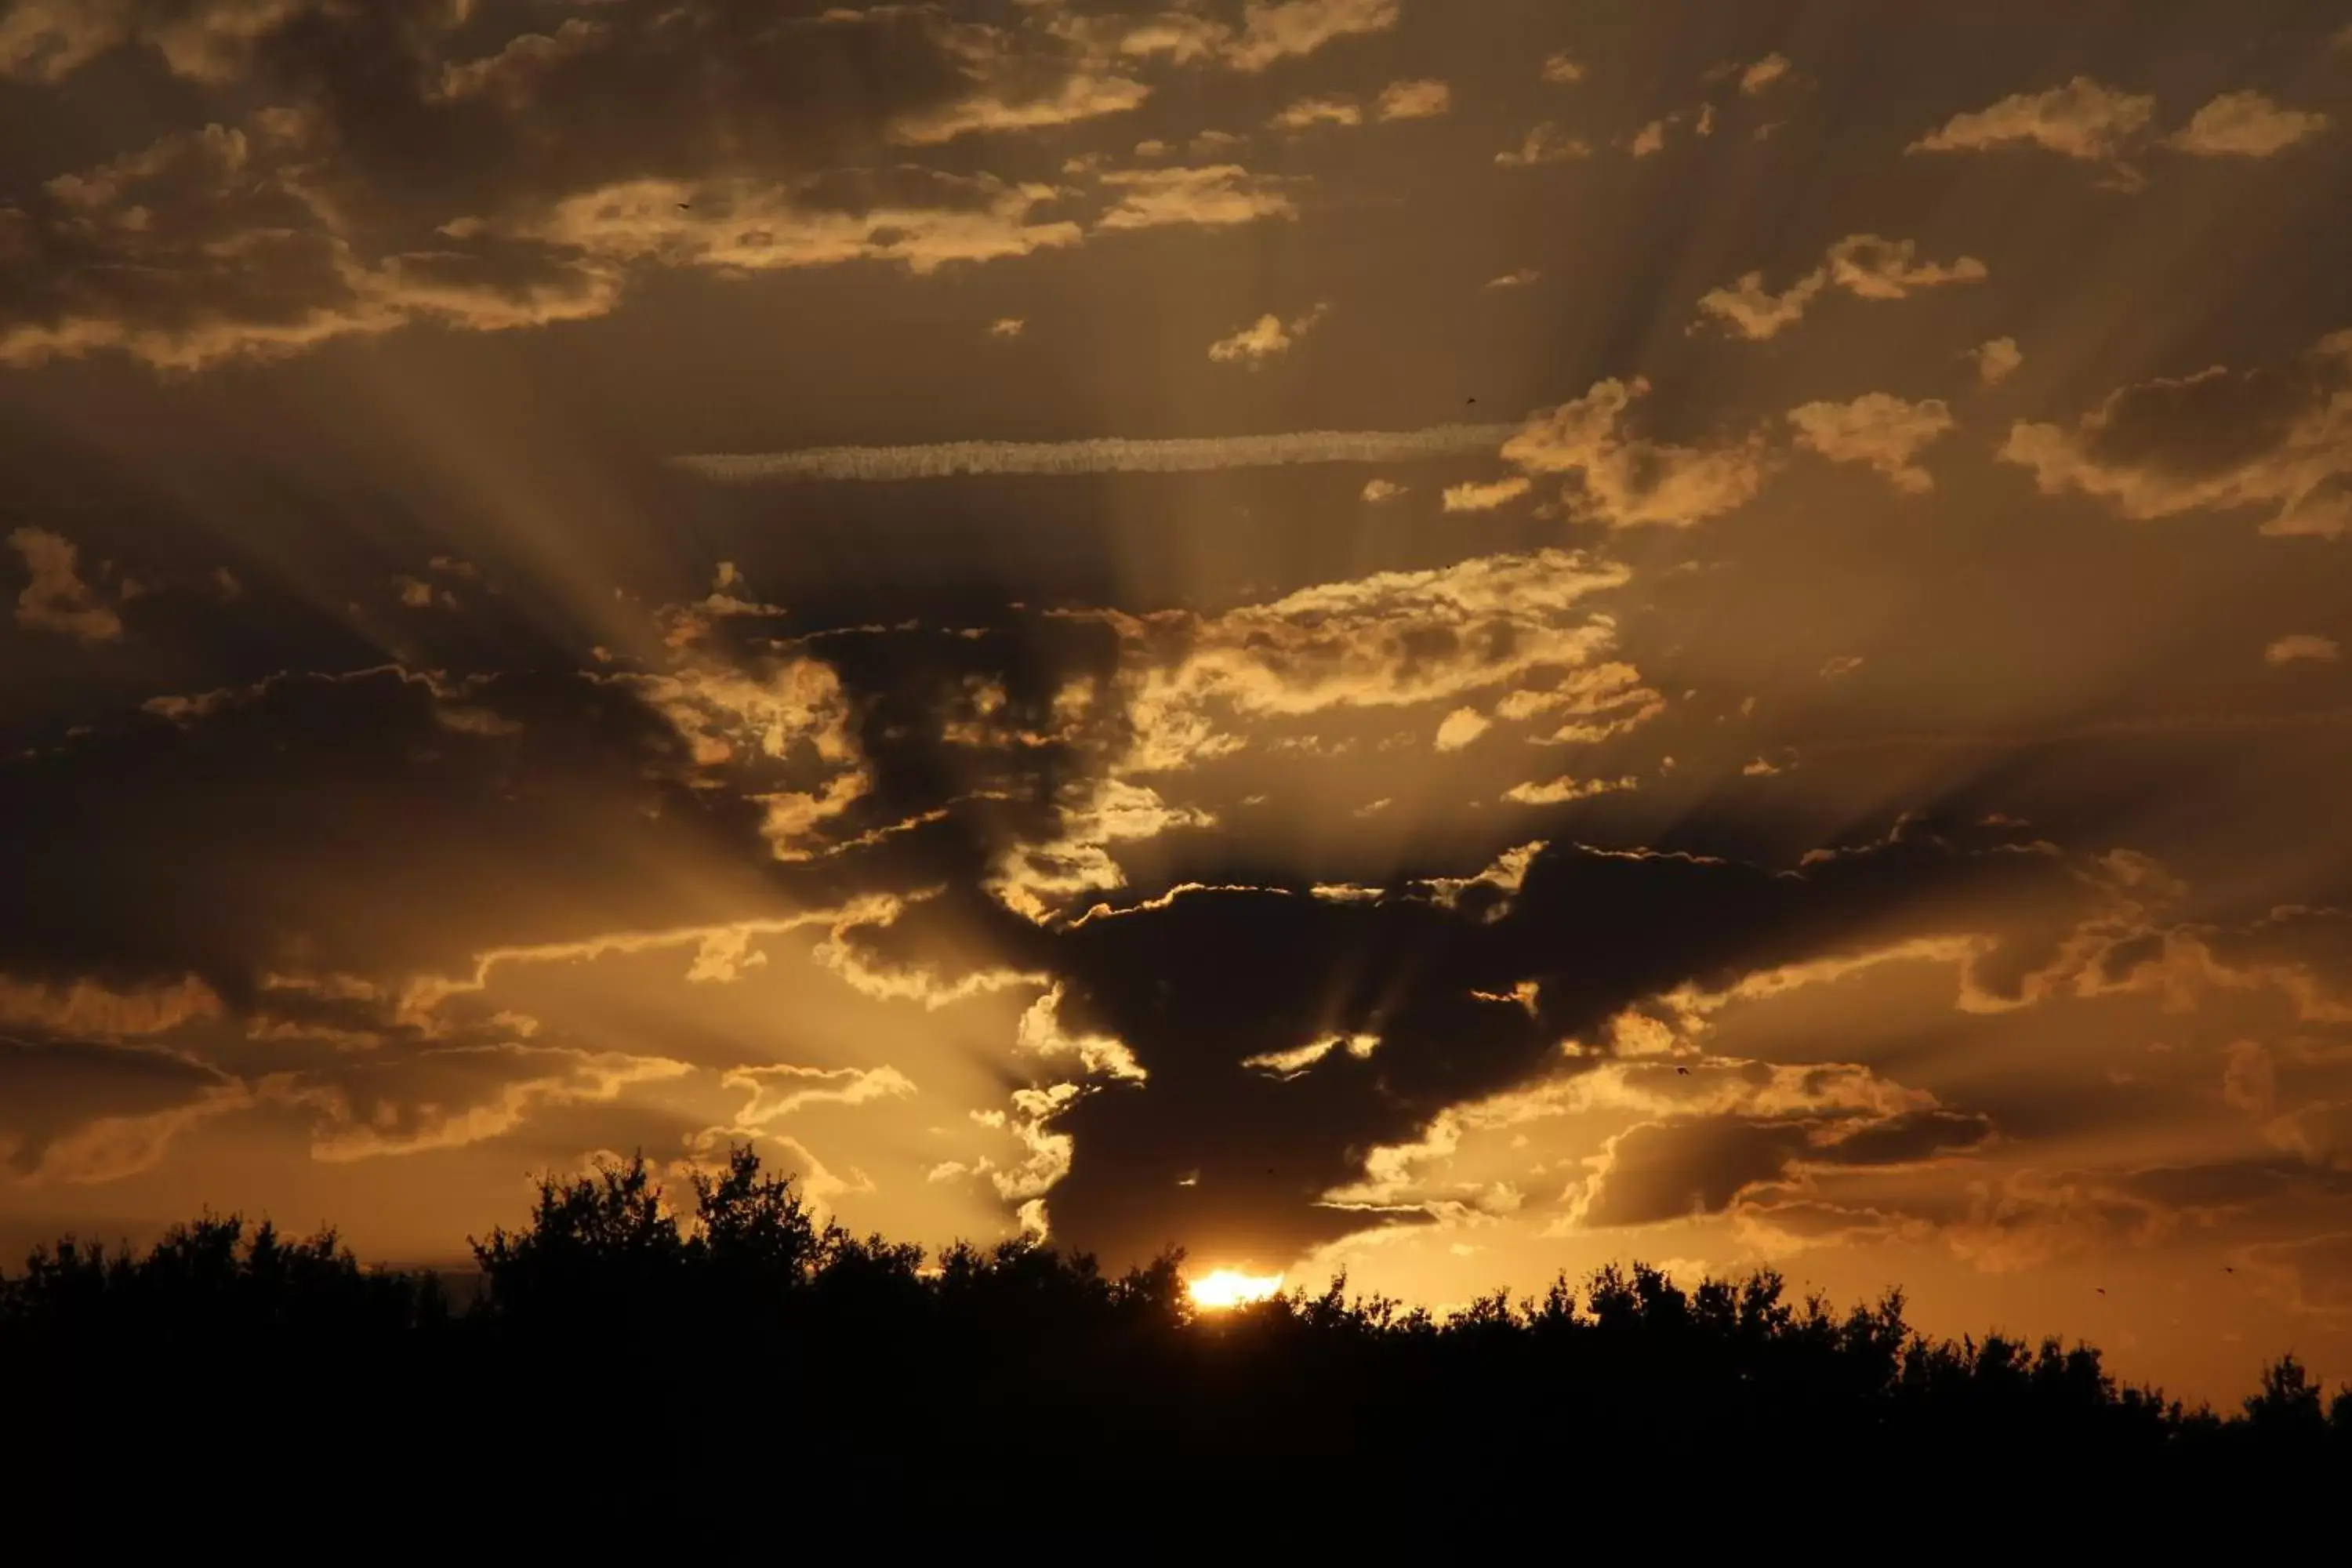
(4, 1148), (2346, 1512)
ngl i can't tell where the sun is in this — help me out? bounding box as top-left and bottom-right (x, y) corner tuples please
(1188, 1269), (1284, 1310)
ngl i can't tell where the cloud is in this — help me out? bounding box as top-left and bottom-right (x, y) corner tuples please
(2000, 328), (2352, 536)
(989, 317), (1026, 338)
(1208, 302), (1332, 365)
(1496, 123), (1591, 167)
(1442, 476), (1534, 512)
(1360, 478), (1406, 503)
(299, 1045), (695, 1163)
(2266, 634), (2342, 666)
(1786, 394), (1958, 493)
(1971, 336), (2024, 385)
(724, 1063), (919, 1126)
(1629, 119), (1668, 158)
(673, 422), (1519, 483)
(1908, 75), (2157, 167)
(1739, 53), (1791, 96)
(1434, 709), (1490, 752)
(1376, 79), (1452, 122)
(1269, 95), (1361, 130)
(1098, 548), (1641, 775)
(1540, 53), (1584, 85)
(1501, 775), (1638, 805)
(9, 528), (123, 643)
(1696, 234), (1987, 340)
(1093, 164), (1298, 230)
(0, 4), (1191, 368)
(2169, 92), (2330, 158)
(1221, 0), (1400, 73)
(1486, 268), (1541, 289)
(1501, 376), (1772, 527)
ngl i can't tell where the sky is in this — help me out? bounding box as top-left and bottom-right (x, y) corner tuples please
(5, 0), (2352, 1405)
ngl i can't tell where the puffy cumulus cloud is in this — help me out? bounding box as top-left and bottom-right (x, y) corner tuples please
(1105, 549), (1638, 773)
(1628, 119), (1668, 158)
(2000, 328), (2352, 537)
(1540, 52), (1584, 85)
(2169, 91), (2331, 158)
(1495, 122), (1591, 167)
(8, 527), (123, 643)
(1018, 984), (1148, 1083)
(1221, 0), (1399, 73)
(1739, 53), (1791, 96)
(1207, 301), (1330, 365)
(619, 652), (872, 857)
(1375, 79), (1452, 122)
(1695, 233), (1987, 341)
(1441, 475), (1533, 512)
(1092, 164), (1298, 230)
(1971, 336), (2024, 385)
(1908, 75), (2157, 169)
(1501, 376), (1772, 528)
(1433, 708), (1491, 751)
(1786, 393), (1958, 493)
(1501, 774), (1637, 805)
(1268, 94), (1361, 130)
(2265, 633), (2341, 666)
(989, 777), (1216, 924)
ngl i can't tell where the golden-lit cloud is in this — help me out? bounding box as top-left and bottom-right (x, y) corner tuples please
(1786, 393), (1958, 493)
(1269, 95), (1361, 131)
(2002, 328), (2352, 535)
(1221, 0), (1400, 74)
(1696, 234), (1987, 341)
(1207, 302), (1331, 365)
(1375, 79), (1452, 122)
(7, 527), (122, 643)
(2265, 633), (2342, 666)
(2168, 92), (2332, 158)
(1495, 122), (1591, 167)
(1971, 336), (2024, 385)
(1540, 53), (1584, 85)
(1502, 376), (1771, 527)
(1093, 164), (1299, 230)
(1441, 476), (1533, 512)
(1909, 75), (2157, 165)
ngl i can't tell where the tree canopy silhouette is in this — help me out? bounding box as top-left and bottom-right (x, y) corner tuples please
(5, 1146), (2346, 1521)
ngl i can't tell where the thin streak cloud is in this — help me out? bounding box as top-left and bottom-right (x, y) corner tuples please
(670, 425), (1523, 483)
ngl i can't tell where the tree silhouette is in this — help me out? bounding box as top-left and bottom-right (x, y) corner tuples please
(5, 1144), (2346, 1517)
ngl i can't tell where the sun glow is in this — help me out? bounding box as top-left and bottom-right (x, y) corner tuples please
(1188, 1269), (1285, 1310)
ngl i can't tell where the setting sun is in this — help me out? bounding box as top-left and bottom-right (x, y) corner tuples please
(1188, 1270), (1284, 1311)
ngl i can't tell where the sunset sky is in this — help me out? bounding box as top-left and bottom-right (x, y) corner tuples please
(6, 0), (2352, 1403)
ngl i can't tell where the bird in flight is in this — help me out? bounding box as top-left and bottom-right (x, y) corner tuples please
(1675, 1066), (1690, 1076)
(676, 202), (691, 211)
(2095, 1287), (2106, 1295)
(2223, 1265), (2235, 1274)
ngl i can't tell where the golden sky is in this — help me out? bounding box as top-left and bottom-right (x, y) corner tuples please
(5, 0), (2352, 1405)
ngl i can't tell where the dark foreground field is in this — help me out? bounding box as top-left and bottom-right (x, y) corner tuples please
(5, 1149), (2344, 1529)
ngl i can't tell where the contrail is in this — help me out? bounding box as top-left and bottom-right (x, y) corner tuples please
(670, 424), (1521, 484)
